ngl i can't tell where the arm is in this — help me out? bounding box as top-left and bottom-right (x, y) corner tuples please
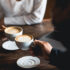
(49, 48), (70, 69)
(4, 0), (47, 25)
(34, 40), (70, 70)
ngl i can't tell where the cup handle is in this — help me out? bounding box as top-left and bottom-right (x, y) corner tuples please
(30, 40), (43, 56)
(30, 41), (34, 47)
(2, 25), (6, 29)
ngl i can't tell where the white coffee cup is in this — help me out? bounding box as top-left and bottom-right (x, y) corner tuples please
(4, 26), (23, 41)
(15, 34), (34, 50)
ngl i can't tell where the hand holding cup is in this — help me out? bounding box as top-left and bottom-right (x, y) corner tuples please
(15, 34), (34, 50)
(31, 40), (53, 59)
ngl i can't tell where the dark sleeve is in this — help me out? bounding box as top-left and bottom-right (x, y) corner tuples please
(49, 48), (70, 70)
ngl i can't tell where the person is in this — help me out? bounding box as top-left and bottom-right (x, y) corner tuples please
(32, 0), (70, 70)
(0, 0), (47, 26)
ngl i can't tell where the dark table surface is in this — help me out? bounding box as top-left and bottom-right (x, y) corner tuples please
(0, 20), (59, 70)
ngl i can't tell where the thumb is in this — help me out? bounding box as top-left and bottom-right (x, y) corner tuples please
(34, 40), (44, 44)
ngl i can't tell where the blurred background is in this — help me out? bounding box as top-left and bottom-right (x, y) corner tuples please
(44, 0), (55, 19)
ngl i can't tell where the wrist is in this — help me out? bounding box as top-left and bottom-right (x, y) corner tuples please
(44, 43), (53, 55)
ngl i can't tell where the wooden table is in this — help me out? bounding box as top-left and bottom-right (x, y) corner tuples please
(0, 20), (59, 70)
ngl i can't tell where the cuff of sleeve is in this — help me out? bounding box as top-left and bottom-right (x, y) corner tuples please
(4, 17), (26, 25)
(49, 48), (60, 65)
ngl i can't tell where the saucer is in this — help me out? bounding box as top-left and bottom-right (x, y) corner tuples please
(2, 40), (19, 51)
(17, 56), (40, 68)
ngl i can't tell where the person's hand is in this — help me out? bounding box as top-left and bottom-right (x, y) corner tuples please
(35, 40), (53, 54)
(31, 40), (53, 59)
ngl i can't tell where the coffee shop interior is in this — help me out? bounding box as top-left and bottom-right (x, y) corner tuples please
(0, 0), (70, 70)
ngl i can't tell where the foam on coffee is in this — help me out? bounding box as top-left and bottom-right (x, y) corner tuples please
(5, 26), (22, 34)
(15, 35), (32, 42)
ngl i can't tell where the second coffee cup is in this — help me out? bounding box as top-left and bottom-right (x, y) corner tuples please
(4, 26), (23, 41)
(15, 34), (34, 50)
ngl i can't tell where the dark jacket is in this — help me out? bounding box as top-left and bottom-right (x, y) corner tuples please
(49, 0), (70, 70)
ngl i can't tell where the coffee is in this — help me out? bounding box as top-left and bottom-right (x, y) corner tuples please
(15, 34), (34, 50)
(15, 35), (32, 42)
(5, 27), (21, 34)
(4, 26), (23, 41)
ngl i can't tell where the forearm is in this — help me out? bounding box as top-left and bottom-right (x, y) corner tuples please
(4, 13), (43, 25)
(4, 16), (26, 25)
(49, 48), (70, 69)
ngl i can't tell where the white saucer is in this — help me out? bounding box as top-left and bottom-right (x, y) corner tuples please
(2, 40), (19, 51)
(17, 56), (40, 68)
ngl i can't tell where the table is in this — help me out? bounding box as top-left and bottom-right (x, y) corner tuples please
(0, 20), (59, 70)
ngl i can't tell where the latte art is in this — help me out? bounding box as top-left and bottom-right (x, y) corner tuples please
(16, 35), (32, 42)
(7, 29), (20, 34)
(5, 26), (21, 34)
(15, 34), (33, 50)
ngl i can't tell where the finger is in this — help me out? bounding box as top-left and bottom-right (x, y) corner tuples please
(34, 40), (43, 43)
(34, 40), (41, 47)
(34, 40), (45, 46)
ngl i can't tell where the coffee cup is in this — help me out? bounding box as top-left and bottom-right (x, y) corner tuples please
(4, 26), (23, 41)
(15, 34), (34, 50)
